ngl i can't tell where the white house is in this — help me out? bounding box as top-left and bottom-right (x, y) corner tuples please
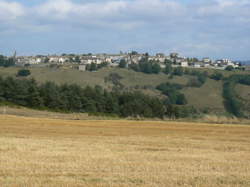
(79, 65), (86, 71)
(28, 58), (40, 64)
(35, 58), (43, 63)
(180, 61), (188, 67)
(58, 57), (68, 64)
(203, 58), (211, 63)
(49, 57), (59, 63)
(194, 62), (203, 68)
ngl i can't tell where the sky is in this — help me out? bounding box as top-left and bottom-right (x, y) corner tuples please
(0, 0), (250, 60)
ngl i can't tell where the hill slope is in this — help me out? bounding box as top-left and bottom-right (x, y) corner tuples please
(0, 66), (249, 115)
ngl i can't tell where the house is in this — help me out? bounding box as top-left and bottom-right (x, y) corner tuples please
(16, 57), (28, 65)
(58, 57), (68, 64)
(204, 63), (210, 68)
(170, 53), (179, 59)
(160, 64), (166, 69)
(156, 53), (165, 58)
(35, 57), (43, 64)
(130, 55), (142, 64)
(105, 57), (112, 63)
(28, 57), (41, 64)
(49, 56), (59, 63)
(193, 62), (203, 68)
(157, 57), (166, 63)
(180, 61), (188, 67)
(79, 65), (86, 71)
(203, 57), (211, 63)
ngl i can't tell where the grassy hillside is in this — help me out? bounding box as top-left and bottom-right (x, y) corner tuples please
(235, 84), (250, 117)
(0, 66), (249, 115)
(182, 79), (226, 114)
(0, 115), (250, 186)
(0, 67), (188, 88)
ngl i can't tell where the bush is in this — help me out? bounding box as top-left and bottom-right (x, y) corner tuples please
(210, 72), (223, 80)
(0, 55), (15, 67)
(225, 66), (234, 71)
(17, 69), (31, 77)
(164, 64), (172, 74)
(156, 83), (187, 105)
(223, 81), (243, 117)
(172, 67), (184, 76)
(119, 59), (127, 68)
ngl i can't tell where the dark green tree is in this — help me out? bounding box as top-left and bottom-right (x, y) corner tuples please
(17, 69), (31, 77)
(119, 59), (127, 68)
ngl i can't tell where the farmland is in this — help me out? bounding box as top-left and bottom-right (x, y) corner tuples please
(0, 115), (250, 186)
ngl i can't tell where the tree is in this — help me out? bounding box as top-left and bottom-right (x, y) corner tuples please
(0, 55), (5, 66)
(119, 59), (127, 68)
(210, 72), (223, 80)
(176, 94), (187, 105)
(156, 82), (186, 105)
(0, 76), (5, 102)
(225, 65), (234, 71)
(223, 81), (243, 117)
(17, 69), (31, 77)
(173, 67), (184, 76)
(164, 59), (172, 64)
(86, 63), (97, 71)
(129, 63), (139, 72)
(4, 58), (15, 67)
(164, 64), (172, 74)
(74, 56), (81, 63)
(131, 51), (138, 55)
(26, 79), (43, 108)
(152, 63), (161, 74)
(0, 56), (15, 67)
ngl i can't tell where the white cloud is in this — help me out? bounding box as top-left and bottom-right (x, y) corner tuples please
(36, 0), (126, 20)
(0, 0), (25, 21)
(1, 0), (250, 30)
(1, 0), (250, 58)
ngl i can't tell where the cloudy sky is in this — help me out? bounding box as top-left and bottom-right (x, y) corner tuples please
(0, 0), (250, 60)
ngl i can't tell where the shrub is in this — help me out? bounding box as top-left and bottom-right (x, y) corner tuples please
(210, 72), (223, 80)
(17, 69), (31, 77)
(225, 66), (234, 71)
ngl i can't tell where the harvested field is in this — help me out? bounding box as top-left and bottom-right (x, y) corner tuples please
(0, 115), (250, 186)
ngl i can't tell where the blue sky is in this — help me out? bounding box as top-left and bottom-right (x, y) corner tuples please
(0, 0), (250, 60)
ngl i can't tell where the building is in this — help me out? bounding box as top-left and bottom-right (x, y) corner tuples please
(156, 53), (165, 58)
(58, 57), (68, 64)
(203, 57), (211, 63)
(79, 65), (86, 71)
(180, 61), (188, 67)
(49, 56), (59, 63)
(193, 62), (203, 68)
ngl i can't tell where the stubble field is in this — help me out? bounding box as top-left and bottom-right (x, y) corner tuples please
(0, 115), (250, 186)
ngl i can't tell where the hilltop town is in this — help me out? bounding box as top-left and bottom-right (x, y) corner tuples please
(14, 52), (246, 71)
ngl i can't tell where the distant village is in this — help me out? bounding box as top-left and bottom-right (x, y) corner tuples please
(15, 52), (246, 71)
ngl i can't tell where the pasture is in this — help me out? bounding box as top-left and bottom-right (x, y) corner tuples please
(0, 115), (250, 186)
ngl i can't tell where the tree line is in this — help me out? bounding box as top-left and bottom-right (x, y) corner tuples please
(0, 55), (15, 67)
(222, 74), (250, 118)
(0, 76), (166, 118)
(0, 76), (202, 118)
